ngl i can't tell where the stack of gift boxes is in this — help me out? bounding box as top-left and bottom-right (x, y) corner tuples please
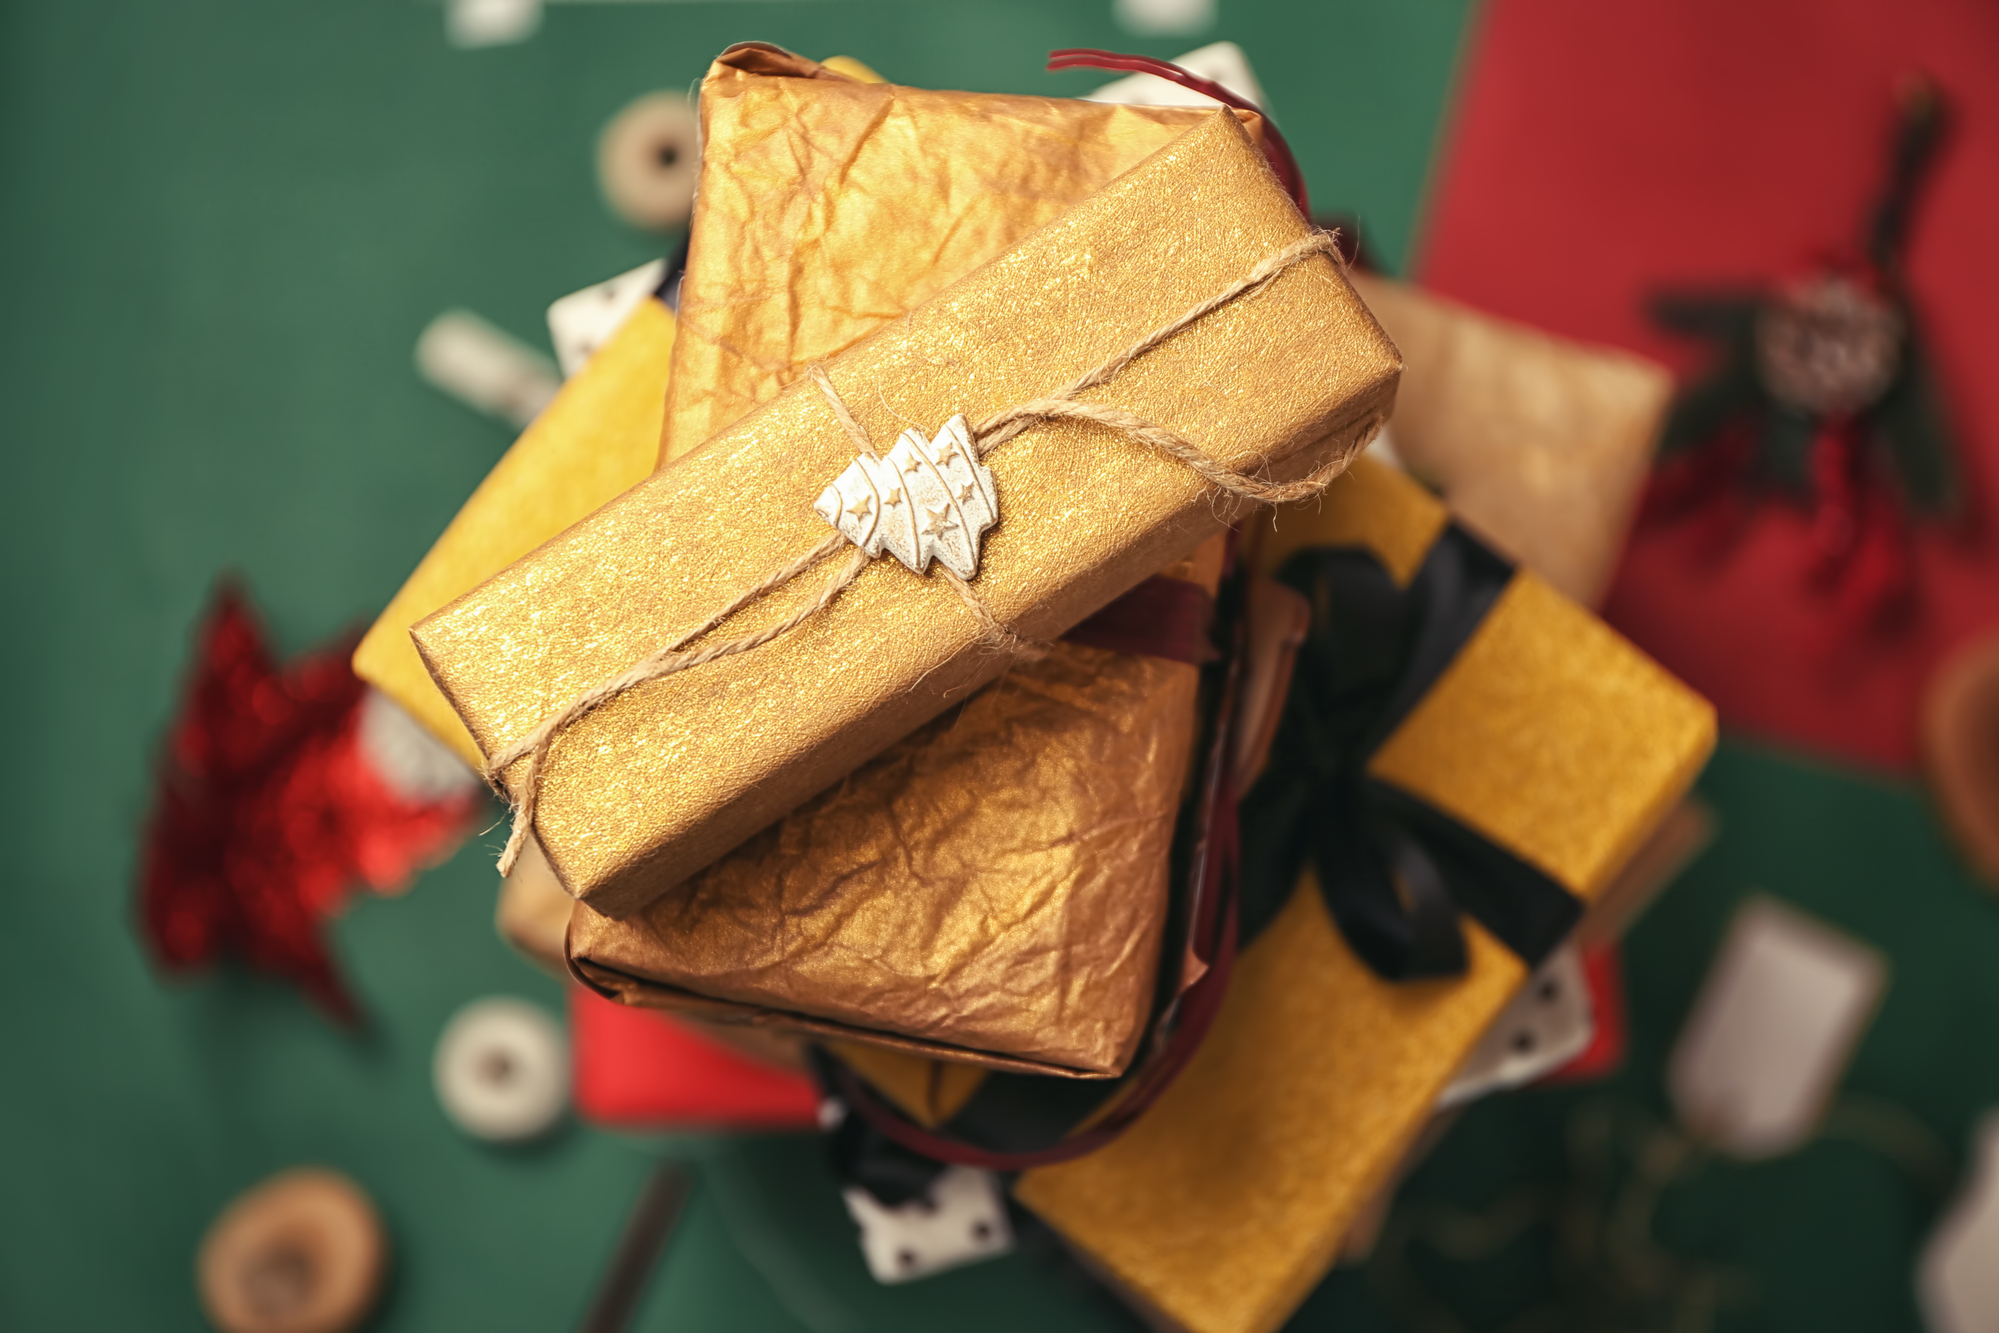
(353, 46), (1714, 1333)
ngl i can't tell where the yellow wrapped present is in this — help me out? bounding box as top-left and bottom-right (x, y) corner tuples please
(350, 299), (676, 765)
(1007, 456), (1716, 1333)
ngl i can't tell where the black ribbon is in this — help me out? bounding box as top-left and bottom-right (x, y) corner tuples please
(1237, 526), (1583, 978)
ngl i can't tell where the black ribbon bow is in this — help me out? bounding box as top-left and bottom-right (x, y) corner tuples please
(1238, 526), (1583, 979)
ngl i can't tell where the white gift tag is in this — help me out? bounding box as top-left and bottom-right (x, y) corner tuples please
(414, 309), (560, 430)
(1085, 41), (1266, 112)
(546, 259), (668, 379)
(1668, 896), (1887, 1158)
(1438, 942), (1594, 1109)
(1920, 1113), (1999, 1333)
(841, 1165), (1014, 1284)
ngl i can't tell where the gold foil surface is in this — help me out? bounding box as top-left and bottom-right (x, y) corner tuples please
(1014, 458), (1716, 1333)
(1351, 273), (1671, 607)
(661, 44), (1261, 464)
(570, 637), (1194, 1075)
(352, 300), (676, 765)
(413, 109), (1399, 919)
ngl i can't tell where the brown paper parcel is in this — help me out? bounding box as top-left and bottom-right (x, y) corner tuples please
(1351, 272), (1671, 607)
(1011, 457), (1717, 1333)
(412, 109), (1399, 920)
(566, 52), (1250, 1075)
(661, 43), (1264, 465)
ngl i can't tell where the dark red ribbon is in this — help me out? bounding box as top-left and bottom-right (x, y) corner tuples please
(1046, 48), (1309, 214)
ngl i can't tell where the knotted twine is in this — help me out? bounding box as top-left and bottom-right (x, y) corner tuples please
(489, 229), (1366, 876)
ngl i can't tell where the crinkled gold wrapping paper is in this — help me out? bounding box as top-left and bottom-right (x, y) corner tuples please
(413, 109), (1399, 919)
(661, 44), (1261, 464)
(1013, 457), (1716, 1333)
(352, 299), (676, 765)
(1352, 273), (1670, 607)
(571, 631), (1197, 1076)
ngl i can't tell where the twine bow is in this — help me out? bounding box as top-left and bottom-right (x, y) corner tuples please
(488, 229), (1369, 876)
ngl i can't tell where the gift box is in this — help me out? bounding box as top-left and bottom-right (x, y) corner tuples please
(413, 107), (1399, 920)
(1007, 456), (1716, 1333)
(565, 548), (1214, 1076)
(1350, 272), (1671, 607)
(562, 52), (1258, 1075)
(350, 296), (677, 767)
(660, 44), (1265, 465)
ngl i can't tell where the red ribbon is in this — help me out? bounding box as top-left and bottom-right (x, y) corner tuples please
(1047, 48), (1310, 214)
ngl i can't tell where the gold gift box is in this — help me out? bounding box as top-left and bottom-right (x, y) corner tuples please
(413, 109), (1399, 919)
(351, 299), (677, 766)
(1011, 456), (1717, 1333)
(567, 589), (1207, 1076)
(661, 44), (1263, 465)
(1351, 273), (1671, 607)
(563, 51), (1248, 1075)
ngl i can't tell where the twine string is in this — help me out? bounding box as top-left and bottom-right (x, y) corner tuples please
(490, 230), (1363, 876)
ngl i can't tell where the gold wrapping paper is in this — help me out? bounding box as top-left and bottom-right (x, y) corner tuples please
(352, 299), (677, 765)
(413, 109), (1399, 919)
(661, 44), (1261, 464)
(564, 55), (1240, 1074)
(1351, 273), (1671, 607)
(1012, 457), (1716, 1333)
(568, 600), (1200, 1076)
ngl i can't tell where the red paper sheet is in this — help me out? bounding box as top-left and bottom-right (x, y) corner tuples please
(1417, 0), (1999, 769)
(569, 988), (822, 1131)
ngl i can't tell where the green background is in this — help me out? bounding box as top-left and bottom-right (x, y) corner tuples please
(3, 1), (1992, 1329)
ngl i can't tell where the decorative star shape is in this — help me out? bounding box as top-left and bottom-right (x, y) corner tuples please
(955, 480), (978, 504)
(903, 455), (926, 476)
(934, 435), (963, 466)
(845, 493), (874, 521)
(881, 485), (903, 508)
(921, 505), (957, 538)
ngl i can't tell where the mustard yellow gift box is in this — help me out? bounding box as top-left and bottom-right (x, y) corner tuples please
(350, 300), (676, 766)
(1010, 456), (1716, 1333)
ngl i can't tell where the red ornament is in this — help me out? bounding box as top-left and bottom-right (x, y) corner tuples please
(139, 583), (480, 1022)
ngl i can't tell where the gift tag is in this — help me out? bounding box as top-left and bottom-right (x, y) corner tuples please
(1438, 942), (1594, 1108)
(841, 1165), (1014, 1284)
(415, 310), (560, 430)
(1920, 1113), (1999, 1333)
(433, 997), (569, 1142)
(1668, 896), (1886, 1158)
(1085, 40), (1265, 111)
(546, 259), (667, 379)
